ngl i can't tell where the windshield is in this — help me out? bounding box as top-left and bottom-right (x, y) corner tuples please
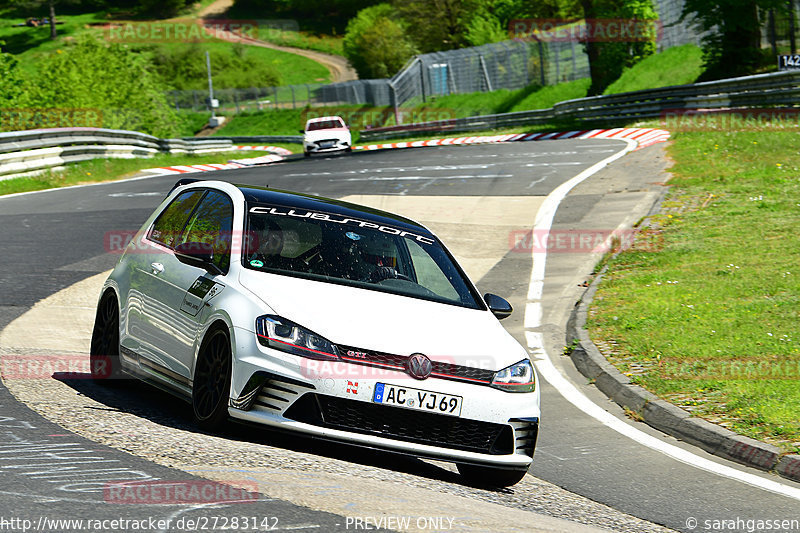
(306, 119), (345, 131)
(243, 205), (482, 309)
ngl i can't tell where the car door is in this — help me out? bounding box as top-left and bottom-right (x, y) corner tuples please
(126, 188), (233, 390)
(124, 188), (205, 382)
(167, 189), (233, 375)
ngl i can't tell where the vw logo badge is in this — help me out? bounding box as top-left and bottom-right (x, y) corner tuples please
(406, 353), (433, 380)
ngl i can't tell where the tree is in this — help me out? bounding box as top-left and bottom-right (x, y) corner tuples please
(682, 0), (774, 79)
(343, 4), (417, 78)
(18, 36), (181, 136)
(393, 0), (484, 52)
(579, 0), (659, 94)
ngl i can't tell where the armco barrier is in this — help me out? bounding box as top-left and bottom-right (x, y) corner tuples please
(360, 70), (800, 141)
(0, 127), (238, 180)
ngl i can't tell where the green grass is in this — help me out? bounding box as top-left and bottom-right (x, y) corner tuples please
(604, 44), (704, 95)
(0, 12), (107, 71)
(0, 11), (331, 87)
(256, 26), (344, 56)
(0, 147), (299, 196)
(588, 125), (800, 453)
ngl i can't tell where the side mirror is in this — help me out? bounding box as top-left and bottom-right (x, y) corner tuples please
(174, 242), (222, 275)
(484, 293), (512, 320)
(299, 129), (305, 134)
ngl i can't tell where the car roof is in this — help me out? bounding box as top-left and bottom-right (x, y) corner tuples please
(235, 184), (434, 236)
(305, 116), (346, 124)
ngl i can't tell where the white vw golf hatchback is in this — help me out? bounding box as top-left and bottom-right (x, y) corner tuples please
(91, 180), (540, 486)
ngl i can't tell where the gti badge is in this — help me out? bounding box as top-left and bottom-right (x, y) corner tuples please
(406, 353), (433, 380)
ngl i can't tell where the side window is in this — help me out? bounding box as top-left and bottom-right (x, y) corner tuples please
(149, 190), (205, 248)
(179, 191), (234, 274)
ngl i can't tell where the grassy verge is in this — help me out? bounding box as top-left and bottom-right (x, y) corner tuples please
(0, 146), (300, 196)
(257, 26), (344, 56)
(587, 126), (800, 453)
(604, 44), (704, 95)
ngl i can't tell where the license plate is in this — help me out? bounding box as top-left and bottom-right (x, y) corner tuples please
(373, 383), (462, 416)
(319, 141), (335, 147)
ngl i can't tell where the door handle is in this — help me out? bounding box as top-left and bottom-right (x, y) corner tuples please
(150, 262), (164, 275)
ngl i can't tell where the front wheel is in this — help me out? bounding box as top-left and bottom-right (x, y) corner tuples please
(456, 463), (528, 487)
(89, 293), (122, 385)
(192, 327), (232, 431)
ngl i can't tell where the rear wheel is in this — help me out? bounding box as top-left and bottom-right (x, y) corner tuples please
(456, 463), (528, 487)
(89, 293), (122, 384)
(192, 327), (232, 431)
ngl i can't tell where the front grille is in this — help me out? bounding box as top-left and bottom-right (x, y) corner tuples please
(336, 344), (496, 386)
(284, 393), (514, 455)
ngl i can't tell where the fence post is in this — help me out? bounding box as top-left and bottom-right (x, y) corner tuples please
(790, 0), (797, 53)
(291, 85), (296, 109)
(274, 86), (278, 109)
(538, 41), (546, 85)
(447, 62), (457, 94)
(479, 55), (493, 92)
(419, 59), (426, 102)
(390, 82), (400, 125)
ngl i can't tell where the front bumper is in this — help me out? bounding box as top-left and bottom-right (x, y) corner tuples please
(229, 327), (540, 468)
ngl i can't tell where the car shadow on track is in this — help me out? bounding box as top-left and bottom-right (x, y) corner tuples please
(53, 373), (507, 492)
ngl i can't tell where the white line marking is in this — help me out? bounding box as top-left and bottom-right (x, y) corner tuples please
(524, 139), (800, 501)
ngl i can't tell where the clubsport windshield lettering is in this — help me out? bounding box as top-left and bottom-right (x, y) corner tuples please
(244, 205), (481, 309)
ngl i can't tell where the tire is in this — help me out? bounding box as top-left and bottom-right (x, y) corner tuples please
(456, 463), (528, 487)
(192, 327), (232, 431)
(89, 292), (122, 385)
(303, 150), (310, 158)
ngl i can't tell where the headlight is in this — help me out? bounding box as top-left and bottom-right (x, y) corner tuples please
(491, 359), (535, 393)
(256, 315), (339, 360)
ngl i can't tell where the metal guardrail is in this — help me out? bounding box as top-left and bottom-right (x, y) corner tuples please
(0, 128), (237, 180)
(360, 70), (800, 141)
(199, 135), (303, 144)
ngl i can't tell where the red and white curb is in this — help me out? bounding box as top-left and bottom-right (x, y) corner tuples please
(234, 145), (293, 156)
(354, 128), (670, 152)
(138, 146), (290, 176)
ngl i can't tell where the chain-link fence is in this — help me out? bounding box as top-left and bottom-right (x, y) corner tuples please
(169, 0), (720, 116)
(167, 85), (327, 113)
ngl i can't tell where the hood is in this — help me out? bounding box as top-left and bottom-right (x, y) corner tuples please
(239, 269), (526, 371)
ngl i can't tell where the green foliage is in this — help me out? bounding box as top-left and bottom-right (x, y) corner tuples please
(146, 43), (282, 91)
(15, 36), (180, 136)
(463, 8), (507, 47)
(230, 0), (383, 33)
(137, 0), (188, 18)
(681, 0), (776, 79)
(0, 41), (24, 105)
(394, 0), (482, 52)
(580, 0), (659, 95)
(343, 3), (416, 79)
